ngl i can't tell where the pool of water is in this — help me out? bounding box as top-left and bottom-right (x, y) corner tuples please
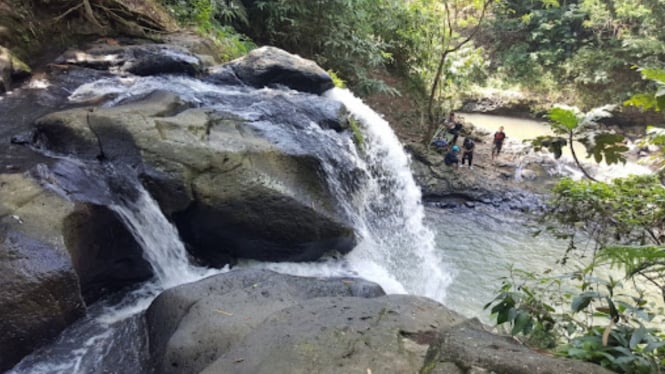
(429, 204), (573, 321)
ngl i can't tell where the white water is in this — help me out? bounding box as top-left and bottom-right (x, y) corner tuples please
(325, 88), (452, 299)
(109, 188), (219, 290)
(240, 88), (453, 300)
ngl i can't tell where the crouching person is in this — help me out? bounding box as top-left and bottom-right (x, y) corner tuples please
(445, 145), (460, 168)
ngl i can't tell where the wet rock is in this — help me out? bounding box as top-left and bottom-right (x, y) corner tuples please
(147, 269), (611, 374)
(32, 84), (356, 266)
(205, 65), (245, 86)
(0, 174), (85, 371)
(0, 171), (155, 370)
(460, 89), (537, 117)
(225, 46), (334, 94)
(0, 45), (31, 93)
(55, 43), (202, 77)
(62, 204), (153, 302)
(0, 230), (84, 372)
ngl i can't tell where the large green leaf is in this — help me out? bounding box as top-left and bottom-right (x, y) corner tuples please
(624, 93), (657, 110)
(512, 311), (533, 335)
(548, 107), (579, 130)
(529, 135), (567, 159)
(640, 68), (665, 85)
(590, 133), (628, 165)
(572, 291), (599, 312)
(629, 326), (647, 349)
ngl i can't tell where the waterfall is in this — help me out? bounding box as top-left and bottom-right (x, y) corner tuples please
(324, 88), (453, 301)
(12, 78), (453, 373)
(10, 161), (221, 374)
(109, 187), (217, 289)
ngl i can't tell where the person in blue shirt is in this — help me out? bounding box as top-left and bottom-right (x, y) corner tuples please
(444, 145), (460, 167)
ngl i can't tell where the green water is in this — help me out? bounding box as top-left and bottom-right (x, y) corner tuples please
(428, 205), (572, 322)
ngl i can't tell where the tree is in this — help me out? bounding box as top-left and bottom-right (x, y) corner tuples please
(48, 0), (174, 35)
(625, 68), (665, 113)
(422, 0), (493, 144)
(483, 0), (665, 109)
(487, 174), (665, 373)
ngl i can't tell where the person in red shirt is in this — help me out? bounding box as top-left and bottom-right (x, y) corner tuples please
(492, 126), (506, 160)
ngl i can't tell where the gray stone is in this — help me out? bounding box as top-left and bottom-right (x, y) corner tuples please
(55, 43), (202, 77)
(225, 46), (334, 94)
(422, 321), (615, 374)
(201, 295), (464, 374)
(0, 45), (30, 93)
(0, 173), (83, 371)
(146, 269), (387, 374)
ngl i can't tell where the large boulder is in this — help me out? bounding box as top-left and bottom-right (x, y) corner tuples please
(145, 269), (388, 373)
(146, 269), (613, 374)
(0, 173), (85, 372)
(0, 171), (155, 371)
(423, 321), (614, 374)
(219, 46), (334, 94)
(33, 87), (356, 266)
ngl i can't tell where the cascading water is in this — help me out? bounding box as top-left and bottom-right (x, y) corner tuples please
(109, 186), (218, 290)
(67, 75), (454, 301)
(323, 88), (452, 300)
(10, 160), (221, 374)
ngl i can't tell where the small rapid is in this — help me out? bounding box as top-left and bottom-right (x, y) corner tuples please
(109, 186), (218, 289)
(10, 161), (223, 374)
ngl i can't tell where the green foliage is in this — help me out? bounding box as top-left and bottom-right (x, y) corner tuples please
(159, 0), (255, 61)
(486, 0), (665, 108)
(530, 135), (567, 159)
(484, 267), (558, 349)
(625, 68), (665, 112)
(488, 174), (665, 372)
(161, 0), (249, 28)
(244, 0), (391, 94)
(328, 70), (346, 89)
(547, 175), (665, 252)
(486, 265), (665, 373)
(347, 116), (365, 148)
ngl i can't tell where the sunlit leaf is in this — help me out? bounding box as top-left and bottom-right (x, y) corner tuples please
(640, 68), (665, 84)
(548, 107), (579, 130)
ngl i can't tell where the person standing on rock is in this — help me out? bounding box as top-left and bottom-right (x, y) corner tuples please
(445, 112), (463, 145)
(461, 137), (475, 169)
(492, 126), (506, 161)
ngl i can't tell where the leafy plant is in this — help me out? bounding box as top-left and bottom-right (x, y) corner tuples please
(529, 106), (628, 181)
(625, 68), (665, 113)
(486, 265), (665, 373)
